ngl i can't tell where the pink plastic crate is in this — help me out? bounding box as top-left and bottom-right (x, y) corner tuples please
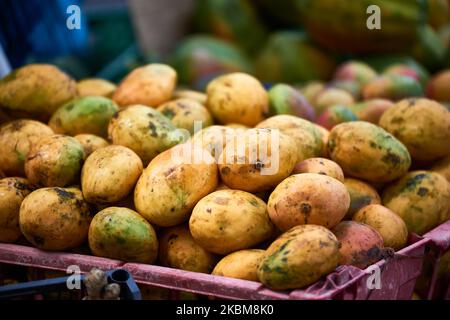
(0, 236), (429, 300)
(416, 221), (450, 300)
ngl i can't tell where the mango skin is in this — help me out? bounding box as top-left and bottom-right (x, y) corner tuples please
(112, 64), (177, 108)
(314, 88), (355, 114)
(353, 204), (408, 250)
(218, 129), (298, 193)
(316, 105), (358, 130)
(257, 225), (340, 290)
(206, 73), (269, 126)
(212, 249), (265, 282)
(268, 84), (316, 121)
(431, 154), (450, 182)
(427, 69), (450, 102)
(24, 135), (85, 188)
(81, 145), (143, 205)
(0, 64), (77, 118)
(293, 157), (344, 182)
(332, 221), (384, 269)
(108, 105), (185, 165)
(157, 98), (213, 134)
(0, 177), (33, 243)
(268, 173), (350, 231)
(256, 115), (323, 163)
(19, 187), (92, 251)
(379, 98), (450, 161)
(189, 190), (274, 255)
(343, 178), (381, 219)
(49, 96), (119, 138)
(348, 99), (394, 124)
(135, 143), (218, 227)
(173, 89), (207, 105)
(333, 61), (377, 86)
(88, 207), (158, 264)
(190, 125), (235, 160)
(362, 75), (423, 101)
(0, 120), (54, 176)
(328, 121), (411, 183)
(74, 134), (109, 159)
(159, 225), (218, 273)
(76, 78), (116, 98)
(382, 170), (450, 235)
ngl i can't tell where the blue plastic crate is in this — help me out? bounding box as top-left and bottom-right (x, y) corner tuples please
(0, 269), (141, 300)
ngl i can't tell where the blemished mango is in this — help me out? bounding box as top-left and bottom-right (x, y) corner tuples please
(328, 121), (411, 183)
(332, 221), (384, 269)
(379, 98), (450, 161)
(88, 207), (158, 263)
(343, 178), (381, 219)
(257, 225), (340, 290)
(382, 170), (450, 235)
(268, 173), (350, 231)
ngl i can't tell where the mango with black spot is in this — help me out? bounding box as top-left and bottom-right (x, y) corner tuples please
(19, 187), (91, 251)
(25, 135), (85, 187)
(0, 177), (33, 243)
(49, 96), (119, 138)
(0, 120), (54, 176)
(74, 134), (109, 159)
(135, 143), (218, 227)
(218, 128), (297, 193)
(81, 145), (143, 204)
(332, 221), (384, 269)
(108, 105), (185, 165)
(343, 178), (381, 219)
(88, 207), (158, 263)
(157, 98), (213, 134)
(379, 98), (450, 161)
(159, 225), (218, 273)
(353, 204), (408, 250)
(256, 115), (323, 163)
(0, 64), (77, 119)
(382, 170), (450, 234)
(328, 121), (411, 183)
(189, 190), (274, 255)
(268, 173), (349, 231)
(257, 224), (340, 290)
(212, 249), (265, 282)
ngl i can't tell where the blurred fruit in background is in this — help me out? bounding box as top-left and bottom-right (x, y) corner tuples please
(170, 36), (252, 90)
(255, 31), (337, 83)
(296, 0), (426, 54)
(193, 0), (267, 54)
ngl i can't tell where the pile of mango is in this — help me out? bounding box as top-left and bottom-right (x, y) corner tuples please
(0, 59), (449, 293)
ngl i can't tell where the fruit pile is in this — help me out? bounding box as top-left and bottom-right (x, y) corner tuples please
(0, 60), (449, 292)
